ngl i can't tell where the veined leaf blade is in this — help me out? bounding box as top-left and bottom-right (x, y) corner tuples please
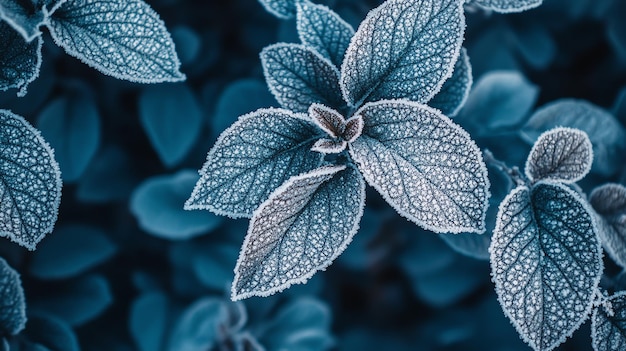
(428, 47), (472, 117)
(589, 183), (626, 269)
(591, 291), (626, 351)
(0, 21), (42, 96)
(0, 257), (26, 336)
(473, 0), (542, 13)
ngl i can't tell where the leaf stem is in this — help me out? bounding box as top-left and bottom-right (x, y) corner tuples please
(483, 149), (527, 187)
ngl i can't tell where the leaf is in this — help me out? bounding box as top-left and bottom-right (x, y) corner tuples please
(311, 138), (346, 154)
(232, 164), (365, 300)
(0, 109), (62, 250)
(473, 0), (543, 13)
(296, 0), (354, 68)
(524, 127), (593, 184)
(340, 0), (465, 106)
(261, 43), (344, 113)
(349, 100), (489, 234)
(428, 47), (472, 117)
(131, 170), (223, 240)
(185, 108), (323, 218)
(36, 95), (101, 182)
(490, 182), (602, 351)
(521, 99), (626, 176)
(22, 313), (80, 351)
(589, 183), (626, 269)
(0, 0), (66, 41)
(76, 144), (137, 203)
(258, 0), (297, 19)
(193, 242), (239, 291)
(29, 224), (116, 279)
(167, 298), (225, 351)
(0, 257), (26, 335)
(138, 83), (202, 167)
(129, 292), (169, 351)
(591, 291), (626, 351)
(0, 21), (42, 96)
(46, 0), (185, 83)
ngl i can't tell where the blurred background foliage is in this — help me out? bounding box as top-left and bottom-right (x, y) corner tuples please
(1, 0), (626, 350)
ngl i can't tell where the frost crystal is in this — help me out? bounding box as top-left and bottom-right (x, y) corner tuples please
(0, 257), (26, 336)
(258, 0), (297, 19)
(0, 20), (42, 96)
(589, 183), (626, 269)
(473, 0), (542, 13)
(428, 48), (472, 117)
(0, 0), (66, 41)
(592, 291), (626, 351)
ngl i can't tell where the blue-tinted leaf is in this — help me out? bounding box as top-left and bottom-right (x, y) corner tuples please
(591, 291), (626, 351)
(340, 0), (464, 106)
(0, 0), (65, 41)
(589, 183), (626, 269)
(130, 292), (169, 351)
(513, 23), (556, 69)
(261, 43), (344, 113)
(473, 0), (542, 13)
(457, 71), (538, 135)
(0, 21), (42, 96)
(29, 224), (116, 279)
(525, 127), (593, 184)
(185, 108), (323, 218)
(167, 298), (225, 351)
(76, 144), (137, 203)
(193, 242), (239, 291)
(232, 164), (365, 300)
(131, 170), (222, 240)
(428, 48), (472, 117)
(0, 257), (26, 335)
(490, 182), (602, 351)
(170, 26), (201, 65)
(36, 95), (101, 182)
(0, 109), (62, 250)
(349, 100), (489, 234)
(235, 332), (264, 351)
(296, 0), (354, 68)
(258, 0), (296, 19)
(23, 313), (79, 351)
(521, 99), (626, 176)
(47, 0), (185, 82)
(138, 83), (202, 167)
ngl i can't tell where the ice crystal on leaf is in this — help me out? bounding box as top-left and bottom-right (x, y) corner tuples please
(0, 20), (42, 96)
(592, 291), (626, 351)
(258, 0), (297, 19)
(471, 0), (542, 13)
(0, 0), (66, 41)
(0, 257), (26, 336)
(428, 48), (472, 117)
(589, 183), (626, 269)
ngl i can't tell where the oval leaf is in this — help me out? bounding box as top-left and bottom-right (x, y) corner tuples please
(340, 0), (465, 106)
(261, 43), (344, 113)
(130, 292), (169, 351)
(47, 0), (185, 82)
(524, 127), (593, 184)
(592, 291), (626, 351)
(490, 182), (602, 351)
(37, 95), (101, 182)
(349, 100), (489, 234)
(0, 109), (62, 250)
(138, 83), (202, 167)
(589, 183), (626, 269)
(185, 108), (323, 218)
(428, 47), (472, 117)
(0, 21), (42, 96)
(0, 257), (26, 335)
(473, 0), (542, 13)
(296, 0), (354, 68)
(258, 0), (297, 19)
(232, 164), (365, 300)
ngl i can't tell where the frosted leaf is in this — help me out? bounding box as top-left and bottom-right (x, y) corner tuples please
(296, 0), (354, 68)
(0, 257), (26, 335)
(185, 108), (323, 218)
(589, 183), (626, 269)
(311, 138), (346, 154)
(349, 100), (489, 234)
(46, 0), (185, 83)
(261, 43), (344, 113)
(340, 0), (465, 106)
(343, 115), (363, 143)
(473, 0), (542, 13)
(0, 0), (66, 41)
(309, 103), (345, 138)
(525, 127), (593, 184)
(258, 0), (296, 19)
(232, 164), (365, 300)
(490, 181), (602, 351)
(428, 47), (472, 117)
(591, 291), (626, 351)
(0, 110), (62, 250)
(0, 20), (42, 96)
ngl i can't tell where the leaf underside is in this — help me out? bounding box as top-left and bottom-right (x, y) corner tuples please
(232, 164), (365, 300)
(47, 0), (185, 83)
(473, 0), (543, 13)
(490, 182), (602, 351)
(428, 47), (472, 117)
(349, 100), (489, 234)
(186, 108), (323, 218)
(0, 109), (62, 250)
(0, 20), (42, 96)
(0, 257), (26, 336)
(592, 292), (626, 351)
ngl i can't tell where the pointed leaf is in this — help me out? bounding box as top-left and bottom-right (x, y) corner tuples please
(349, 100), (489, 234)
(0, 0), (66, 41)
(524, 127), (593, 184)
(428, 48), (472, 117)
(473, 0), (542, 13)
(343, 115), (363, 143)
(0, 257), (26, 335)
(591, 291), (626, 351)
(258, 0), (296, 19)
(0, 109), (62, 250)
(47, 0), (185, 83)
(0, 21), (42, 96)
(340, 0), (465, 106)
(261, 43), (344, 113)
(309, 103), (345, 138)
(296, 0), (354, 68)
(589, 183), (626, 269)
(311, 138), (346, 154)
(232, 164), (365, 300)
(185, 108), (323, 218)
(490, 182), (602, 351)
(36, 95), (101, 182)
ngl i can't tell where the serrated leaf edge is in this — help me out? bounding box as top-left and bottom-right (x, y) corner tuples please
(591, 290), (626, 351)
